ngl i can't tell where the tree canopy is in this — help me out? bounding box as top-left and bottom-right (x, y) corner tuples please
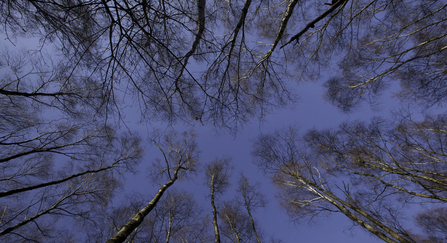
(1, 0), (446, 242)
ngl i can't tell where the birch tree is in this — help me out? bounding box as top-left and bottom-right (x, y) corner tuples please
(205, 157), (233, 243)
(87, 189), (211, 243)
(237, 174), (266, 243)
(107, 130), (200, 243)
(0, 48), (142, 241)
(251, 122), (444, 243)
(219, 200), (254, 243)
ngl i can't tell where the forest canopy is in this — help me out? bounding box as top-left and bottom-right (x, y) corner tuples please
(0, 0), (446, 242)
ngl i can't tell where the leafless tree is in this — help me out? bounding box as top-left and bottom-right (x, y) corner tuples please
(0, 0), (297, 132)
(107, 130), (200, 243)
(153, 189), (208, 243)
(86, 189), (212, 243)
(172, 214), (214, 243)
(3, 0), (447, 241)
(311, 0), (447, 112)
(252, 113), (447, 241)
(0, 48), (111, 119)
(237, 174), (266, 243)
(2, 0), (446, 125)
(252, 125), (426, 243)
(0, 120), (142, 241)
(219, 200), (254, 243)
(0, 48), (142, 241)
(84, 191), (162, 243)
(205, 157), (233, 243)
(304, 114), (447, 203)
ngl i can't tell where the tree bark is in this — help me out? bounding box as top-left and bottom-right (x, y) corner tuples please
(226, 215), (241, 243)
(107, 169), (179, 243)
(211, 175), (221, 243)
(247, 209), (261, 243)
(288, 170), (411, 243)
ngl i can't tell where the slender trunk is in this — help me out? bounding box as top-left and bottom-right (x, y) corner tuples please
(1, 144), (72, 163)
(313, 183), (412, 242)
(0, 88), (73, 97)
(107, 169), (179, 243)
(226, 215), (241, 243)
(289, 170), (412, 243)
(280, 0), (349, 48)
(246, 208), (261, 243)
(166, 210), (172, 243)
(211, 176), (220, 243)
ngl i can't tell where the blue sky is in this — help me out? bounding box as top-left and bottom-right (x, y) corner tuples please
(0, 7), (427, 241)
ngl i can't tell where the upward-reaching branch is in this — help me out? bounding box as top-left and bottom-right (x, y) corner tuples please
(106, 167), (180, 243)
(175, 0), (206, 91)
(107, 130), (199, 243)
(205, 157), (233, 243)
(281, 0), (349, 48)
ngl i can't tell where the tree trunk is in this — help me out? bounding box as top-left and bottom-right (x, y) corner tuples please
(247, 209), (261, 243)
(211, 176), (221, 243)
(107, 170), (179, 243)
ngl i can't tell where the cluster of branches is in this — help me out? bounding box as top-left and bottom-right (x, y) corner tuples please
(247, 0), (447, 240)
(106, 130), (200, 243)
(91, 189), (212, 243)
(78, 149), (271, 243)
(252, 114), (447, 242)
(1, 0), (445, 120)
(248, 1), (447, 236)
(1, 0), (297, 132)
(204, 157), (271, 243)
(0, 48), (142, 241)
(309, 0), (447, 112)
(95, 154), (272, 243)
(2, 0), (446, 125)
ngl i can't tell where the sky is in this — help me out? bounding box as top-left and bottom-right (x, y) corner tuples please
(0, 5), (424, 242)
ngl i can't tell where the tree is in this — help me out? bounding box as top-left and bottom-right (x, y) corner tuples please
(219, 200), (254, 243)
(337, 1), (447, 110)
(305, 114), (447, 203)
(252, 114), (447, 243)
(204, 173), (269, 243)
(237, 174), (267, 243)
(84, 192), (157, 243)
(2, 0), (446, 124)
(0, 48), (110, 119)
(107, 130), (200, 243)
(172, 214), (214, 243)
(3, 0), (446, 129)
(0, 48), (142, 241)
(205, 157), (233, 243)
(152, 189), (210, 243)
(276, 0), (447, 112)
(86, 189), (212, 243)
(0, 0), (290, 131)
